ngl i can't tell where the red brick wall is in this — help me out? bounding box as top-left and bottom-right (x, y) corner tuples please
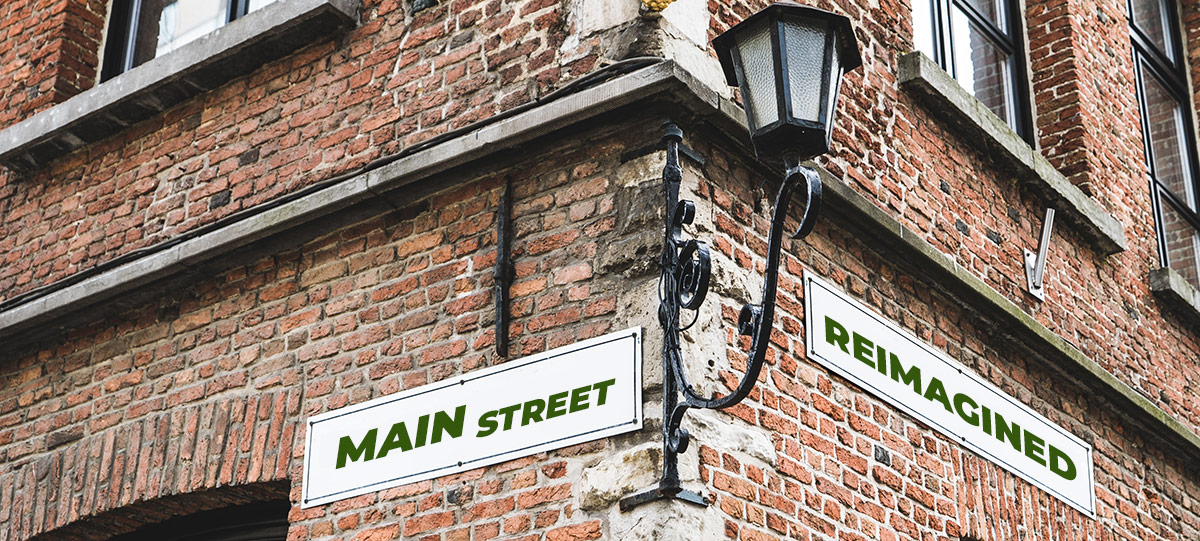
(0, 123), (650, 539)
(0, 0), (106, 131)
(1, 0), (1200, 539)
(1026, 0), (1148, 210)
(703, 0), (1198, 432)
(684, 128), (1200, 540)
(0, 0), (605, 305)
(1187, 0), (1200, 124)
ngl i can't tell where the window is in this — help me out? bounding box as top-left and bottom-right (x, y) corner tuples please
(101, 0), (279, 82)
(1130, 0), (1200, 289)
(913, 0), (1033, 142)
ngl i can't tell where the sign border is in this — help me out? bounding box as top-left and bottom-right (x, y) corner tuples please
(301, 327), (643, 508)
(803, 272), (1095, 516)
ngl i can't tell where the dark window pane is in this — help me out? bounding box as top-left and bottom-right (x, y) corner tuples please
(950, 7), (1011, 125)
(913, 0), (936, 58)
(130, 0), (231, 69)
(1160, 196), (1200, 289)
(129, 0), (162, 68)
(1143, 70), (1194, 209)
(960, 0), (1004, 32)
(248, 0), (278, 11)
(1131, 0), (1174, 57)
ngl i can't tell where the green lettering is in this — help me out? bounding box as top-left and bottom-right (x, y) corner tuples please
(498, 404), (521, 431)
(546, 392), (569, 419)
(569, 384), (591, 413)
(953, 393), (979, 426)
(414, 414), (430, 448)
(522, 399), (546, 426)
(994, 413), (1021, 452)
(875, 346), (890, 375)
(1024, 431), (1046, 466)
(336, 429), (377, 469)
(982, 406), (992, 435)
(825, 316), (850, 353)
(477, 410), (499, 437)
(852, 332), (875, 368)
(432, 405), (466, 444)
(890, 355), (922, 394)
(592, 379), (615, 406)
(375, 422), (413, 459)
(1049, 446), (1077, 480)
(923, 377), (953, 413)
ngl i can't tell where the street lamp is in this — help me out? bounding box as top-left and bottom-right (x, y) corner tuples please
(712, 1), (862, 161)
(620, 2), (862, 510)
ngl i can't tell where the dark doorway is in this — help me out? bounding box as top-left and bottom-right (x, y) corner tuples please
(107, 499), (290, 541)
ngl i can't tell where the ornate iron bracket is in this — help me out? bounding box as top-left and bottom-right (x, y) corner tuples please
(620, 124), (822, 511)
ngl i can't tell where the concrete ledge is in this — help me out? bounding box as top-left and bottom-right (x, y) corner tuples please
(1150, 267), (1200, 323)
(0, 0), (359, 173)
(897, 52), (1128, 256)
(816, 164), (1200, 463)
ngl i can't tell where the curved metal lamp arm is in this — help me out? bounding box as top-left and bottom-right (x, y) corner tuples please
(678, 163), (820, 407)
(665, 159), (821, 451)
(620, 125), (822, 511)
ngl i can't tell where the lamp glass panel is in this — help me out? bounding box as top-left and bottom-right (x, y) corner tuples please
(824, 41), (842, 138)
(736, 20), (780, 130)
(784, 18), (830, 123)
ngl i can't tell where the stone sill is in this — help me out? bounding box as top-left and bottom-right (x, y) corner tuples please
(897, 51), (1128, 256)
(0, 0), (358, 173)
(1149, 267), (1200, 323)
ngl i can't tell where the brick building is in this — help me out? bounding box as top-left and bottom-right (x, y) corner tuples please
(0, 0), (1198, 539)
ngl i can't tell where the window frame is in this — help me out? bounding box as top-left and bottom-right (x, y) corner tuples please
(101, 0), (258, 82)
(920, 0), (1035, 144)
(1129, 0), (1200, 278)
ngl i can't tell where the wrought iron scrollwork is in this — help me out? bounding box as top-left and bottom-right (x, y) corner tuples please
(620, 124), (822, 510)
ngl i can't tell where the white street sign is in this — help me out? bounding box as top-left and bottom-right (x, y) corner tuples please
(302, 327), (643, 508)
(804, 273), (1095, 515)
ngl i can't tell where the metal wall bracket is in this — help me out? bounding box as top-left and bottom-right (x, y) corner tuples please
(495, 175), (514, 356)
(1024, 208), (1055, 301)
(618, 123), (821, 511)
